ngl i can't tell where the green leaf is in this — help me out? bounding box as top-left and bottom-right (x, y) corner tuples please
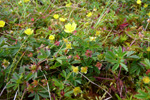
(25, 73), (34, 81)
(71, 60), (81, 64)
(34, 93), (40, 100)
(56, 59), (62, 64)
(134, 89), (150, 99)
(127, 51), (135, 57)
(66, 72), (72, 80)
(19, 66), (24, 73)
(115, 94), (122, 100)
(93, 66), (100, 74)
(38, 92), (49, 98)
(7, 83), (16, 88)
(64, 90), (73, 97)
(13, 72), (20, 80)
(52, 79), (64, 90)
(112, 63), (119, 71)
(128, 55), (140, 59)
(50, 62), (61, 69)
(61, 70), (67, 78)
(52, 79), (61, 86)
(28, 92), (35, 97)
(120, 63), (128, 71)
(143, 59), (150, 69)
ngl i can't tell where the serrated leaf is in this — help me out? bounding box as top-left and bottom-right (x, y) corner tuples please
(128, 55), (140, 59)
(25, 73), (34, 81)
(34, 93), (40, 100)
(64, 90), (73, 97)
(112, 63), (119, 71)
(120, 63), (128, 71)
(71, 60), (81, 64)
(38, 92), (49, 98)
(127, 51), (135, 57)
(56, 59), (62, 64)
(50, 62), (61, 69)
(7, 83), (16, 88)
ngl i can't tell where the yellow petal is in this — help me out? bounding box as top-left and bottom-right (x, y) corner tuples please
(0, 20), (5, 27)
(65, 23), (71, 29)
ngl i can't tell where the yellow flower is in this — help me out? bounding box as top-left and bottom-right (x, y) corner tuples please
(23, 0), (30, 3)
(90, 37), (96, 41)
(72, 66), (78, 74)
(146, 47), (150, 51)
(66, 42), (72, 49)
(66, 3), (72, 7)
(136, 0), (141, 5)
(143, 76), (150, 84)
(84, 22), (90, 27)
(96, 31), (100, 36)
(49, 35), (55, 41)
(24, 28), (33, 35)
(63, 38), (69, 43)
(73, 87), (82, 96)
(64, 22), (77, 33)
(144, 4), (148, 8)
(59, 18), (66, 22)
(86, 12), (92, 17)
(93, 8), (97, 11)
(53, 14), (59, 19)
(81, 67), (88, 74)
(18, 1), (22, 6)
(0, 20), (5, 27)
(147, 12), (150, 17)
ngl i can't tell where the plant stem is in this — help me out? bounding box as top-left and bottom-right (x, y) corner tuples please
(13, 89), (18, 100)
(7, 36), (29, 82)
(40, 70), (52, 100)
(79, 72), (112, 99)
(20, 90), (26, 100)
(0, 81), (10, 96)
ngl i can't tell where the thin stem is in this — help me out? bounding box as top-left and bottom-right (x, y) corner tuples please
(0, 81), (10, 96)
(13, 89), (18, 100)
(54, 42), (65, 57)
(145, 21), (149, 31)
(7, 36), (29, 82)
(20, 90), (26, 100)
(38, 83), (49, 92)
(79, 72), (112, 99)
(118, 66), (122, 78)
(102, 29), (113, 44)
(40, 70), (52, 100)
(94, 0), (113, 28)
(94, 77), (113, 81)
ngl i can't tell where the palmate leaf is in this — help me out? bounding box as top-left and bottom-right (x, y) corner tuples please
(129, 62), (143, 75)
(142, 58), (150, 69)
(34, 93), (40, 100)
(105, 51), (117, 63)
(134, 89), (150, 100)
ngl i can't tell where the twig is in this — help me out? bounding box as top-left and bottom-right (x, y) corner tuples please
(13, 89), (18, 100)
(20, 90), (26, 100)
(79, 72), (112, 99)
(94, 77), (113, 81)
(40, 70), (52, 100)
(102, 29), (113, 44)
(145, 21), (149, 31)
(0, 81), (10, 96)
(118, 66), (122, 78)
